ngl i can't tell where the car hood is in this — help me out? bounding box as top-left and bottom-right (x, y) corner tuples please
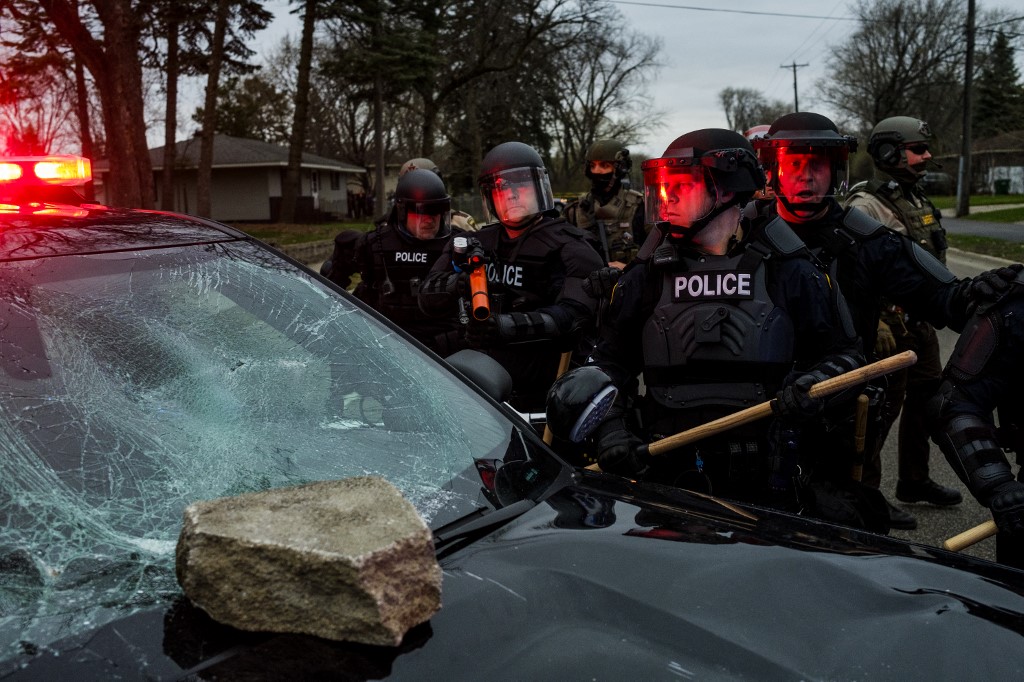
(7, 479), (1024, 680)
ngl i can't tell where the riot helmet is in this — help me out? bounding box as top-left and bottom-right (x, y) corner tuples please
(584, 139), (632, 192)
(393, 168), (452, 240)
(743, 125), (774, 199)
(399, 157), (442, 184)
(478, 141), (556, 229)
(755, 112), (857, 215)
(641, 128), (764, 238)
(867, 116), (933, 183)
(743, 124), (772, 143)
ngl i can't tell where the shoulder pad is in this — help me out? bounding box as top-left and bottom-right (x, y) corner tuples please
(759, 215), (807, 256)
(529, 218), (587, 248)
(841, 207), (888, 238)
(623, 189), (643, 206)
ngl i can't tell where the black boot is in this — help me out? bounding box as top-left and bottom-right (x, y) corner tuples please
(886, 499), (918, 530)
(896, 478), (963, 507)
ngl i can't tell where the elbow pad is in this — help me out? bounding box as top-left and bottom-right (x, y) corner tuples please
(495, 311), (560, 341)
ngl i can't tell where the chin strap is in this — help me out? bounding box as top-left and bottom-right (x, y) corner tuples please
(671, 186), (737, 242)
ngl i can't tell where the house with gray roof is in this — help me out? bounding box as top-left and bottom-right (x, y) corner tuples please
(120, 135), (365, 221)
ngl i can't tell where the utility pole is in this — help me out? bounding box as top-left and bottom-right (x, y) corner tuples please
(781, 62), (809, 112)
(956, 0), (976, 217)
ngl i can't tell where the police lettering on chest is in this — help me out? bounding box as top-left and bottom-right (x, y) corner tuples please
(672, 270), (753, 301)
(394, 251), (429, 264)
(487, 262), (524, 288)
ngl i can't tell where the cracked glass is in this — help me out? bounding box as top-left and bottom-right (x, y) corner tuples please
(0, 240), (514, 660)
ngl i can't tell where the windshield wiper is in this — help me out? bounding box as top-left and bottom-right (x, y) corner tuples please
(433, 498), (536, 547)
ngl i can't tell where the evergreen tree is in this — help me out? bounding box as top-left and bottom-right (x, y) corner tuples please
(974, 30), (1024, 140)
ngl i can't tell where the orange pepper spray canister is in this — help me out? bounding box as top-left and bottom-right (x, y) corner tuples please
(454, 236), (490, 321)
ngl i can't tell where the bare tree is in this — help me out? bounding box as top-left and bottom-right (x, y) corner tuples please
(31, 0), (154, 207)
(719, 87), (790, 134)
(279, 0), (317, 223)
(547, 18), (663, 187)
(195, 0), (272, 217)
(196, 0), (231, 217)
(0, 44), (79, 154)
(816, 0), (967, 148)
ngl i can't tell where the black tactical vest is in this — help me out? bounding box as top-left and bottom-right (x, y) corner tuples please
(641, 242), (796, 411)
(473, 216), (599, 315)
(366, 225), (450, 324)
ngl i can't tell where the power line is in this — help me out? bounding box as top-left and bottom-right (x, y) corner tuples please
(608, 1), (859, 21)
(976, 15), (1024, 30)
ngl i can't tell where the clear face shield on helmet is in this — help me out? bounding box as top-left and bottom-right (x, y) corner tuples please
(761, 143), (851, 207)
(396, 196), (452, 240)
(642, 163), (716, 233)
(642, 147), (759, 234)
(479, 166), (555, 227)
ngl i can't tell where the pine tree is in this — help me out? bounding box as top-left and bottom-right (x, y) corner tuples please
(974, 30), (1024, 140)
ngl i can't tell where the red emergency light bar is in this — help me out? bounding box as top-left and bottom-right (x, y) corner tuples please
(0, 155), (92, 187)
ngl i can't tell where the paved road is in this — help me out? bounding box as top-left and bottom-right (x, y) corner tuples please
(943, 216), (1024, 241)
(878, 248), (1018, 563)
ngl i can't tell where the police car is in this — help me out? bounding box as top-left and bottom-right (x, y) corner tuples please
(2, 156), (1024, 678)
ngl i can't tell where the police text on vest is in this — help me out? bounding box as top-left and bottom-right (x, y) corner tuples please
(673, 272), (752, 300)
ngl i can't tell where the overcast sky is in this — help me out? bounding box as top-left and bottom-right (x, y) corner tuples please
(252, 0), (1023, 158)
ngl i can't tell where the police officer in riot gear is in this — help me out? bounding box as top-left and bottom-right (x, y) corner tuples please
(583, 128), (867, 522)
(322, 169), (464, 354)
(396, 157), (478, 232)
(418, 141), (605, 413)
(929, 278), (1024, 569)
(564, 139), (646, 268)
(751, 111), (1021, 528)
(844, 116), (961, 528)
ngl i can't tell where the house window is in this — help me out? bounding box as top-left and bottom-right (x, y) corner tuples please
(310, 170), (319, 193)
(330, 172), (340, 190)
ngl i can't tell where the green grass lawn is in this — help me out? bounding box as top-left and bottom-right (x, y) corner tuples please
(947, 234), (1024, 261)
(929, 194), (1024, 209)
(961, 206), (1024, 223)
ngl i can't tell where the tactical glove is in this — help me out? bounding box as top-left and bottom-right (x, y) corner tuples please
(419, 271), (468, 298)
(595, 418), (647, 477)
(582, 266), (622, 299)
(465, 314), (509, 348)
(989, 481), (1024, 538)
(874, 319), (897, 357)
(968, 264), (1023, 303)
(773, 371), (827, 420)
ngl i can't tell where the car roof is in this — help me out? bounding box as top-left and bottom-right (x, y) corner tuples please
(0, 205), (248, 262)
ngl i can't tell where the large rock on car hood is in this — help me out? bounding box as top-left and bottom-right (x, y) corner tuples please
(175, 476), (441, 646)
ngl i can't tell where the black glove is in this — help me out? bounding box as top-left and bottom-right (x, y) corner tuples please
(990, 481), (1024, 538)
(773, 371), (826, 420)
(582, 266), (622, 299)
(420, 270), (468, 298)
(465, 313), (510, 347)
(595, 419), (647, 477)
(968, 264), (1023, 303)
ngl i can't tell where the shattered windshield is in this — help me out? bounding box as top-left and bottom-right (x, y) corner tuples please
(0, 240), (521, 660)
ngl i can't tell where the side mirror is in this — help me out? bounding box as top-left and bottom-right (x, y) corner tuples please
(444, 349), (513, 403)
(545, 366), (618, 442)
